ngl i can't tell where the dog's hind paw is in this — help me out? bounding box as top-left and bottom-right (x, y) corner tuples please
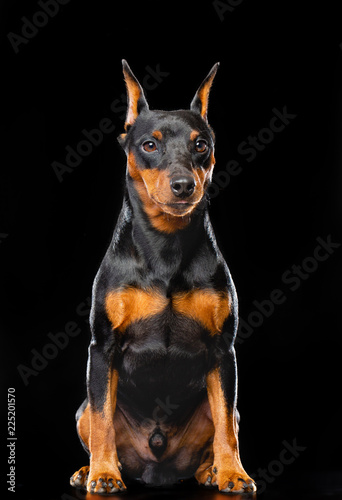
(70, 466), (89, 488)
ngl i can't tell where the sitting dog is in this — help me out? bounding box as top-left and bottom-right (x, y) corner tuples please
(70, 60), (256, 495)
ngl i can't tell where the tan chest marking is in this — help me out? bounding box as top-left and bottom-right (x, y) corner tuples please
(105, 287), (169, 333)
(172, 289), (231, 335)
(105, 286), (230, 335)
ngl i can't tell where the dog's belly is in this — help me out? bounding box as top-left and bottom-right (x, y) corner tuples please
(117, 312), (211, 415)
(114, 309), (216, 484)
(114, 393), (214, 484)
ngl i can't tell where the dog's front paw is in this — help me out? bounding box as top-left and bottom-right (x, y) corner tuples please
(87, 468), (126, 494)
(214, 465), (256, 493)
(197, 463), (256, 493)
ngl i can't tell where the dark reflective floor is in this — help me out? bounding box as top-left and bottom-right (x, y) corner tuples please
(14, 472), (342, 500)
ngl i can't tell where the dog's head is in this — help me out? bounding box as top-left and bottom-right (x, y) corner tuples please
(118, 60), (219, 232)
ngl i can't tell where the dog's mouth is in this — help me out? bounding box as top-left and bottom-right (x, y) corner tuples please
(167, 201), (193, 207)
(151, 197), (196, 216)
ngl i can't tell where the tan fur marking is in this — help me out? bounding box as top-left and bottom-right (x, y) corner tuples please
(123, 71), (142, 130)
(77, 403), (90, 450)
(206, 368), (239, 455)
(152, 130), (163, 140)
(198, 86), (209, 119)
(190, 130), (200, 141)
(173, 289), (230, 335)
(197, 69), (218, 120)
(105, 287), (169, 332)
(106, 285), (229, 335)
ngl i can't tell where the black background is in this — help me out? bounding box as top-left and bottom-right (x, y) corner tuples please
(1, 1), (342, 499)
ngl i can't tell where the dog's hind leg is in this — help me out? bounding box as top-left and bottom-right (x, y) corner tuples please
(194, 443), (215, 486)
(70, 400), (90, 489)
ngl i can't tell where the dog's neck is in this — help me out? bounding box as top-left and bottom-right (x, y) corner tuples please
(124, 175), (214, 272)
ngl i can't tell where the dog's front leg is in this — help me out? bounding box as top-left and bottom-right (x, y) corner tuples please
(206, 346), (256, 493)
(86, 342), (126, 494)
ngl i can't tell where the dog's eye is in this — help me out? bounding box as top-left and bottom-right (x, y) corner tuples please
(142, 141), (157, 153)
(195, 140), (208, 153)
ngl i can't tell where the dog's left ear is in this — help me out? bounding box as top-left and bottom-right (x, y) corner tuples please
(122, 59), (149, 131)
(190, 62), (220, 122)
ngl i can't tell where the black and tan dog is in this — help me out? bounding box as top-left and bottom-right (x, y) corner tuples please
(70, 60), (256, 495)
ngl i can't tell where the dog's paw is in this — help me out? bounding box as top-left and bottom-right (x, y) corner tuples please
(197, 464), (256, 493)
(214, 466), (256, 493)
(70, 466), (89, 488)
(195, 464), (216, 487)
(87, 470), (126, 494)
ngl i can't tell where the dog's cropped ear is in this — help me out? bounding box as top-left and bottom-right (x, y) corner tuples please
(190, 62), (219, 122)
(122, 59), (149, 131)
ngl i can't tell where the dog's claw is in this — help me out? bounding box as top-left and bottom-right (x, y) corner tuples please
(249, 481), (257, 492)
(206, 475), (212, 485)
(221, 481), (235, 493)
(117, 479), (125, 491)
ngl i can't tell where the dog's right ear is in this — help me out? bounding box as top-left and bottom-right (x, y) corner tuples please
(121, 59), (149, 132)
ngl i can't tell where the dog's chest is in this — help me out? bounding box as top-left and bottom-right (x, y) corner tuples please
(105, 285), (230, 392)
(117, 305), (211, 405)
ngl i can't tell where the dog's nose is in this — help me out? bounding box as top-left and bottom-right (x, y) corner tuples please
(170, 175), (196, 198)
